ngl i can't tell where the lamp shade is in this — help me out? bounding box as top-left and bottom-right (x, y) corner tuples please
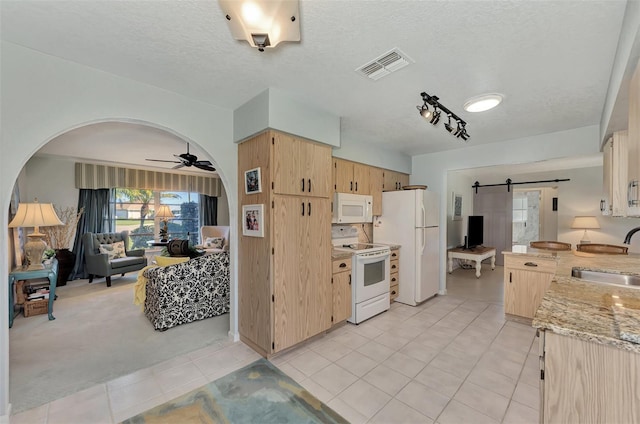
(571, 216), (600, 229)
(8, 202), (63, 231)
(219, 0), (301, 50)
(155, 205), (175, 220)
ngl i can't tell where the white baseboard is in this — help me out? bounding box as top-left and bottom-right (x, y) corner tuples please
(0, 403), (11, 424)
(228, 330), (240, 342)
(438, 289), (448, 295)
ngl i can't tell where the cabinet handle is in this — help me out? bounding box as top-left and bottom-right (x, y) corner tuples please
(392, 253), (397, 257)
(524, 262), (538, 267)
(600, 199), (605, 212)
(308, 179), (311, 193)
(308, 202), (311, 216)
(391, 290), (396, 295)
(348, 275), (351, 285)
(355, 181), (358, 192)
(391, 277), (397, 282)
(350, 181), (353, 191)
(301, 202), (305, 216)
(391, 264), (397, 269)
(509, 272), (512, 283)
(339, 262), (347, 268)
(301, 179), (305, 192)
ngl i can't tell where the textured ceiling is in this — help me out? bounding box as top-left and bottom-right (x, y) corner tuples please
(0, 0), (630, 162)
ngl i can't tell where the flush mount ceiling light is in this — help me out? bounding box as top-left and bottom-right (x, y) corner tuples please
(417, 92), (469, 141)
(463, 93), (503, 113)
(218, 0), (300, 52)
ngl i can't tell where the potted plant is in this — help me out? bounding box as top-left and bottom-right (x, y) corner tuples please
(42, 206), (84, 286)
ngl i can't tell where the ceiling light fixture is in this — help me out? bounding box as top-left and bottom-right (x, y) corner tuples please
(219, 0), (300, 52)
(417, 92), (469, 141)
(463, 93), (503, 112)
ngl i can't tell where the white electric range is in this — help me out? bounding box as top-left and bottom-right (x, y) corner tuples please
(332, 226), (391, 324)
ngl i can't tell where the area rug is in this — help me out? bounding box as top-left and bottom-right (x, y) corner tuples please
(121, 358), (348, 424)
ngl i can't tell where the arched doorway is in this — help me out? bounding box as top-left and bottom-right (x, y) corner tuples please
(6, 120), (237, 413)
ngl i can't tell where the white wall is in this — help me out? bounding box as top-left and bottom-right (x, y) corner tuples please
(22, 156), (78, 211)
(412, 125), (601, 294)
(0, 42), (237, 416)
(445, 171), (473, 248)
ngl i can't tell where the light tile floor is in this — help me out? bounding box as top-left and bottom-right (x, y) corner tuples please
(12, 265), (540, 424)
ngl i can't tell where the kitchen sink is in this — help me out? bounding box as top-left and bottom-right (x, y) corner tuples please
(571, 268), (640, 289)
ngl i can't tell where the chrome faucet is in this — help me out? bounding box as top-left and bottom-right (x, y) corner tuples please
(623, 227), (640, 244)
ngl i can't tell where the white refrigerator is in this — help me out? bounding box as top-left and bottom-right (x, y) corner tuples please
(374, 189), (440, 306)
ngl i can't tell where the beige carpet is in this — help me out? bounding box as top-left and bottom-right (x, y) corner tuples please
(9, 275), (230, 413)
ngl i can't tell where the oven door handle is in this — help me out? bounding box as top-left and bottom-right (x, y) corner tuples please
(357, 251), (390, 261)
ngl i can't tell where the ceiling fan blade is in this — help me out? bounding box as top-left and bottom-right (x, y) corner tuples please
(194, 160), (213, 166)
(172, 163), (186, 169)
(146, 159), (181, 163)
(194, 163), (216, 172)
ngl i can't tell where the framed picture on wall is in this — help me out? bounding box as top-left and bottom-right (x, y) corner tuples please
(453, 193), (463, 221)
(244, 167), (262, 194)
(242, 204), (264, 237)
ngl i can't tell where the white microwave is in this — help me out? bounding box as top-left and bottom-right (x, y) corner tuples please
(332, 193), (373, 223)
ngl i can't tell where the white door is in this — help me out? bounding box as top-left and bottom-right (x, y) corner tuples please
(416, 226), (440, 302)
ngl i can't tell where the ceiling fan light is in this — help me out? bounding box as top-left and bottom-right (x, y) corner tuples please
(463, 93), (503, 112)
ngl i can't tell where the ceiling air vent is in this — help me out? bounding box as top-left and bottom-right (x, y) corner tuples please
(356, 48), (413, 81)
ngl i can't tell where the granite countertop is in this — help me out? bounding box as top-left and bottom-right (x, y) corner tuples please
(503, 246), (640, 353)
(331, 250), (353, 260)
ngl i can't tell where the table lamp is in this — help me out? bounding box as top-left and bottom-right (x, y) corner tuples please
(155, 205), (174, 242)
(8, 200), (63, 269)
(571, 216), (600, 244)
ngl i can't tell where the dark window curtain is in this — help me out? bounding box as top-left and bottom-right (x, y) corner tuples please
(199, 194), (218, 227)
(70, 189), (114, 279)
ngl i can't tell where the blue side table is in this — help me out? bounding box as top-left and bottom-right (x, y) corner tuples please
(8, 259), (58, 328)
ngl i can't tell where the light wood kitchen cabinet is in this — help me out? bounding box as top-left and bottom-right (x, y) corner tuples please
(369, 167), (384, 216)
(238, 130), (332, 356)
(503, 255), (556, 320)
(383, 170), (410, 191)
(273, 195), (332, 350)
(333, 158), (371, 195)
(627, 59), (640, 216)
(274, 131), (332, 198)
(539, 330), (640, 423)
(601, 130), (628, 216)
(331, 257), (352, 325)
(390, 248), (399, 302)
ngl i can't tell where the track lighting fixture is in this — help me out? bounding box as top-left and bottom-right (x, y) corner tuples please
(417, 92), (469, 141)
(417, 105), (431, 120)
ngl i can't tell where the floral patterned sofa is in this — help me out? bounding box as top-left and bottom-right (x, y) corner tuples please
(143, 251), (230, 331)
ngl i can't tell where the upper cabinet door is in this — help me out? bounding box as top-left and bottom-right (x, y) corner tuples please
(628, 60), (640, 216)
(334, 158), (353, 193)
(383, 170), (398, 191)
(272, 132), (331, 198)
(353, 163), (371, 195)
(304, 141), (332, 198)
(272, 132), (302, 196)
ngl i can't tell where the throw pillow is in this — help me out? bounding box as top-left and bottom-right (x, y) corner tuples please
(155, 256), (190, 267)
(99, 241), (126, 260)
(204, 237), (224, 249)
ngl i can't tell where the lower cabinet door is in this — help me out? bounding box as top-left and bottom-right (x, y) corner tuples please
(333, 271), (351, 324)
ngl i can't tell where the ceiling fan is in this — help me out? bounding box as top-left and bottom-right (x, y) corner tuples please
(146, 143), (216, 172)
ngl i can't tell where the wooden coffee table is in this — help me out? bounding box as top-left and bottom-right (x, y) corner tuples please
(447, 246), (496, 278)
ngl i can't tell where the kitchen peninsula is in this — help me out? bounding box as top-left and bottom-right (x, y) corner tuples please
(504, 246), (640, 423)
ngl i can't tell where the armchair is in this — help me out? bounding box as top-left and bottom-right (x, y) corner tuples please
(198, 226), (230, 254)
(82, 231), (147, 287)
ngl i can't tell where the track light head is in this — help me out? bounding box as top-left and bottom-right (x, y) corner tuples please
(417, 105), (431, 120)
(459, 129), (470, 141)
(430, 110), (441, 125)
(444, 115), (456, 133)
